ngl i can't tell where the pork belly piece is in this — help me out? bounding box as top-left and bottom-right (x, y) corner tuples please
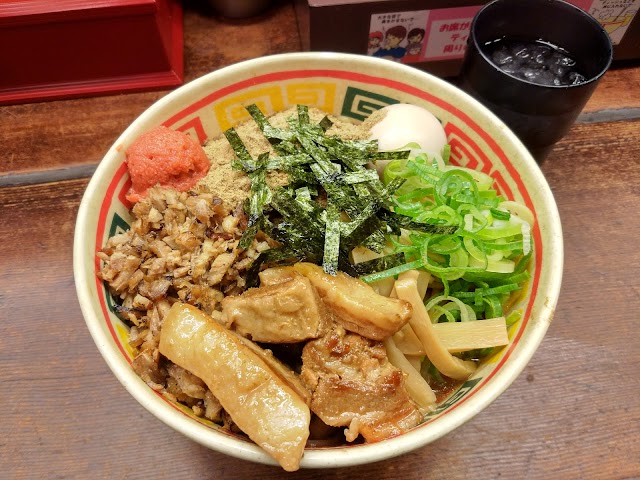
(221, 272), (331, 343)
(292, 262), (412, 341)
(159, 303), (310, 471)
(301, 326), (422, 443)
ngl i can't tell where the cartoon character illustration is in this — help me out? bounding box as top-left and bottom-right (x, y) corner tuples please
(402, 27), (426, 63)
(373, 25), (407, 61)
(368, 31), (384, 55)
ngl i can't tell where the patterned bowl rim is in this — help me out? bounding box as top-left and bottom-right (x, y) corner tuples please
(74, 52), (563, 469)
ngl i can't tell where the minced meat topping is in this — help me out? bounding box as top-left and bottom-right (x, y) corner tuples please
(97, 185), (275, 421)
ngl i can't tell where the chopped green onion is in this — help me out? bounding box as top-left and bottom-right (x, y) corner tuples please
(351, 252), (405, 276)
(490, 208), (511, 220)
(359, 258), (424, 284)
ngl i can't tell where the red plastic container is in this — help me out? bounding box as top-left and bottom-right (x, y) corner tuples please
(0, 0), (184, 105)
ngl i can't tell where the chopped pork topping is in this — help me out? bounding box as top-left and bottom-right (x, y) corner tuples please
(97, 186), (275, 422)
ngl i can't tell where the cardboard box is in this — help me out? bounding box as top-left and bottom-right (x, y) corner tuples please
(0, 0), (184, 105)
(295, 0), (640, 78)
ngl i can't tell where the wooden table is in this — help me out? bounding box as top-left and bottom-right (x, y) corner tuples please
(2, 2), (639, 478)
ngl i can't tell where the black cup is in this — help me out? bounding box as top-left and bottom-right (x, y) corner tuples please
(458, 0), (613, 161)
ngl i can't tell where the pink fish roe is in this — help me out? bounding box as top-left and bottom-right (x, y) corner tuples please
(125, 126), (210, 203)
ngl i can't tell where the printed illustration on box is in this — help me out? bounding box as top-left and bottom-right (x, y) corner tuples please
(368, 6), (482, 64)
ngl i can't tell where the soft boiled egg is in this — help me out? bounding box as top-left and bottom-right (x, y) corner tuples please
(368, 103), (448, 176)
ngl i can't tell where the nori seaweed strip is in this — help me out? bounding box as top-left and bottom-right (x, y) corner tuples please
(297, 105), (310, 125)
(361, 176), (405, 209)
(324, 138), (378, 167)
(266, 153), (313, 170)
(340, 202), (385, 249)
(269, 188), (325, 244)
(268, 189), (329, 268)
(353, 183), (372, 201)
(246, 104), (295, 142)
(346, 139), (379, 153)
(341, 178), (406, 247)
(295, 125), (338, 174)
(324, 139), (405, 173)
(232, 104), (462, 281)
(341, 170), (380, 184)
(273, 140), (300, 156)
(238, 152), (271, 249)
(296, 185), (319, 198)
(328, 140), (380, 170)
(322, 202), (341, 275)
(238, 223), (260, 250)
(340, 156), (370, 171)
(271, 222), (315, 252)
(294, 186), (323, 215)
(367, 150), (411, 160)
(361, 229), (387, 253)
(341, 168), (374, 210)
(270, 223), (324, 268)
(318, 115), (333, 132)
(322, 139), (370, 172)
(310, 164), (363, 217)
(284, 166), (318, 186)
(335, 217), (386, 276)
(245, 103), (270, 129)
(351, 252), (406, 276)
(224, 128), (255, 171)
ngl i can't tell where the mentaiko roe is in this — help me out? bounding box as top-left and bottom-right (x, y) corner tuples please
(125, 126), (211, 203)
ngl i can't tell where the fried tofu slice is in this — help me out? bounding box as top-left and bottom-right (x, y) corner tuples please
(221, 272), (331, 343)
(292, 262), (412, 340)
(158, 303), (310, 471)
(258, 266), (297, 286)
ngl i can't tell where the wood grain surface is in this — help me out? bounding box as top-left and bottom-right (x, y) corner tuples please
(1, 2), (639, 479)
(1, 1), (638, 181)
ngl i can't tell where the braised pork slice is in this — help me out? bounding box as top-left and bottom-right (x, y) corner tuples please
(301, 326), (422, 443)
(159, 303), (310, 472)
(292, 262), (412, 341)
(221, 272), (331, 343)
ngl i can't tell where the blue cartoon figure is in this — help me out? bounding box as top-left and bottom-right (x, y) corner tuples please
(374, 25), (407, 62)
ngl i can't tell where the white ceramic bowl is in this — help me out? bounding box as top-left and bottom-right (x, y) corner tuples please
(74, 52), (563, 469)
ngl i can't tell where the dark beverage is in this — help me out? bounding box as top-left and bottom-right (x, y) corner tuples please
(459, 0), (612, 161)
(484, 37), (586, 87)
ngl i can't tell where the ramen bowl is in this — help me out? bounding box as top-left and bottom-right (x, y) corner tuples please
(73, 52), (563, 469)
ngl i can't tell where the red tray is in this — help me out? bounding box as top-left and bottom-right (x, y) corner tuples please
(0, 0), (184, 105)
